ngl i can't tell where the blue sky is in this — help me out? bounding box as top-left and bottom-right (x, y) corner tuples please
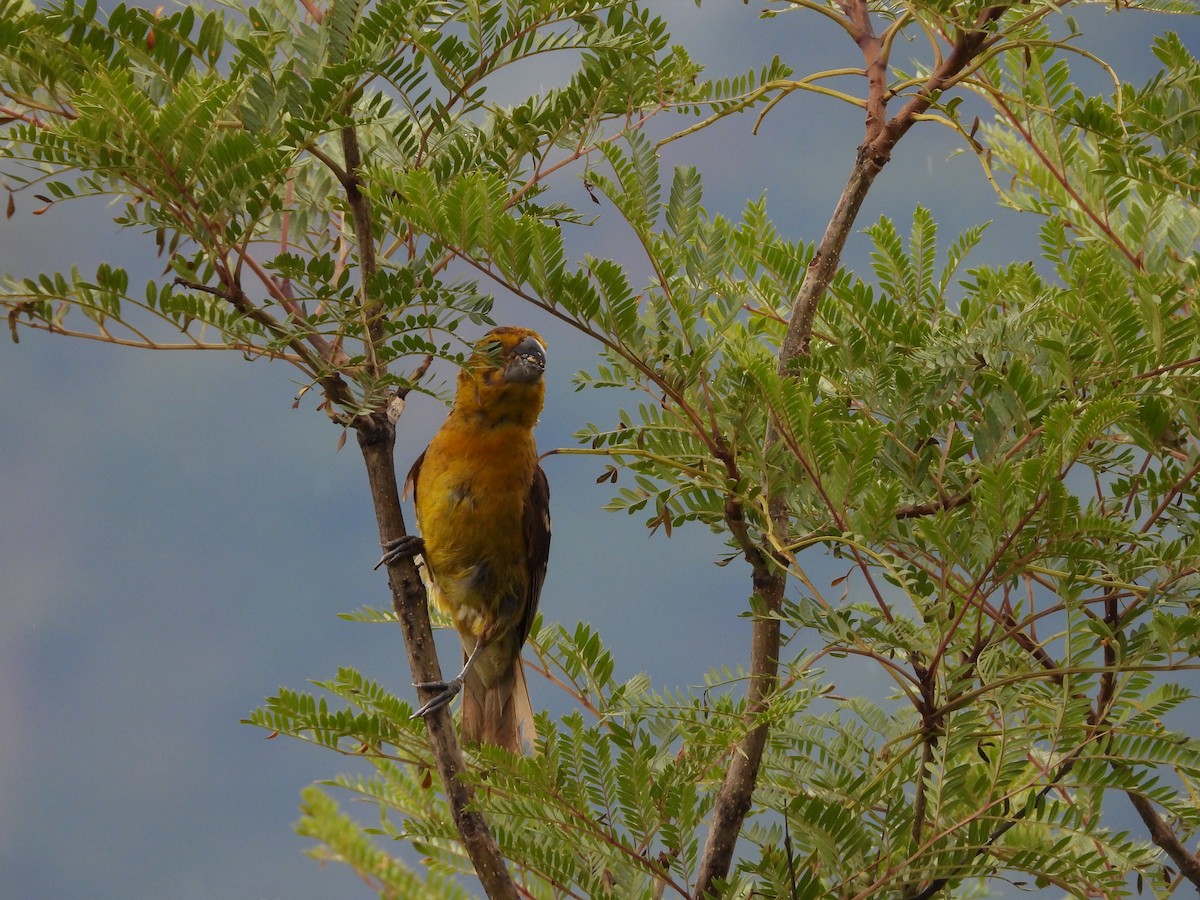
(2, 2), (1196, 897)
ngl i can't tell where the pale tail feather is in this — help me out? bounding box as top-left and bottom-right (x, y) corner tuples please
(511, 659), (537, 750)
(460, 654), (535, 754)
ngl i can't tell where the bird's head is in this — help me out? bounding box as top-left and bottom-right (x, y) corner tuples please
(455, 326), (547, 426)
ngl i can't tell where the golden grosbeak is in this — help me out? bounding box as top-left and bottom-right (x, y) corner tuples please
(386, 326), (550, 753)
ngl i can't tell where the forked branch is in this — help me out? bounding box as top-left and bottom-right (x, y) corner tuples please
(694, 1), (1016, 895)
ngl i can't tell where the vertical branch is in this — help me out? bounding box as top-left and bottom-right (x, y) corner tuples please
(696, 3), (1017, 895)
(778, 155), (883, 363)
(356, 414), (520, 900)
(908, 665), (940, 851)
(783, 4), (1007, 366)
(900, 664), (944, 898)
(341, 108), (517, 897)
(340, 124), (386, 379)
(694, 530), (786, 897)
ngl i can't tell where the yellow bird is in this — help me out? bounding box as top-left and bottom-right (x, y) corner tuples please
(384, 326), (550, 753)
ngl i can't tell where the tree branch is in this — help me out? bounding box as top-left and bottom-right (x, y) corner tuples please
(693, 547), (786, 898)
(988, 90), (1144, 271)
(339, 125), (387, 380)
(355, 413), (520, 900)
(696, 4), (1021, 895)
(894, 487), (973, 519)
(897, 695), (1107, 900)
(691, 417), (788, 897)
(337, 95), (517, 895)
(172, 276), (354, 409)
(1125, 790), (1200, 888)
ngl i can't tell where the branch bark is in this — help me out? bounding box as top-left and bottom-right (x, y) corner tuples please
(693, 550), (786, 897)
(356, 412), (520, 900)
(340, 125), (387, 380)
(341, 107), (517, 898)
(1125, 791), (1200, 889)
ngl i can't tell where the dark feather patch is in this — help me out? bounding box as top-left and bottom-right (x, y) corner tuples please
(520, 464), (551, 645)
(404, 449), (426, 503)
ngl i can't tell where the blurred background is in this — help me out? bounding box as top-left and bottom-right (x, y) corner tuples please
(2, 2), (1195, 897)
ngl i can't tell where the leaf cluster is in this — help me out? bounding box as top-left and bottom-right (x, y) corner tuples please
(2, 0), (715, 409)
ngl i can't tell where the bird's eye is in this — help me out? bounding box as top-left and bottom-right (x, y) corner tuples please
(478, 339), (504, 362)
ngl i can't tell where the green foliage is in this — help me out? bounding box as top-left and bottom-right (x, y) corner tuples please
(344, 15), (1199, 892)
(977, 29), (1200, 280)
(264, 142), (1200, 890)
(6, 0), (1200, 897)
(1, 0), (707, 405)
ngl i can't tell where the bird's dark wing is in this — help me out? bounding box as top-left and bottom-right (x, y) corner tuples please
(519, 463), (551, 645)
(403, 449), (427, 504)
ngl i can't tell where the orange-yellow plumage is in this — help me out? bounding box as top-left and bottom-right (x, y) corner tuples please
(407, 326), (550, 753)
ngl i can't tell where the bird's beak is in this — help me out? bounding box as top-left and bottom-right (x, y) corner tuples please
(504, 336), (546, 384)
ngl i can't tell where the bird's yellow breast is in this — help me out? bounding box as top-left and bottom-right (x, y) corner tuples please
(415, 419), (538, 635)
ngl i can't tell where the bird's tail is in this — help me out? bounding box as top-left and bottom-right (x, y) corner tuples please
(461, 648), (536, 754)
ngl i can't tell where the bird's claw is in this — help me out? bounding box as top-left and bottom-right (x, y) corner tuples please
(375, 534), (425, 571)
(411, 677), (463, 719)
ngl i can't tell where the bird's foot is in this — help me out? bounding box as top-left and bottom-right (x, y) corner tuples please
(375, 534), (425, 571)
(411, 677), (463, 719)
